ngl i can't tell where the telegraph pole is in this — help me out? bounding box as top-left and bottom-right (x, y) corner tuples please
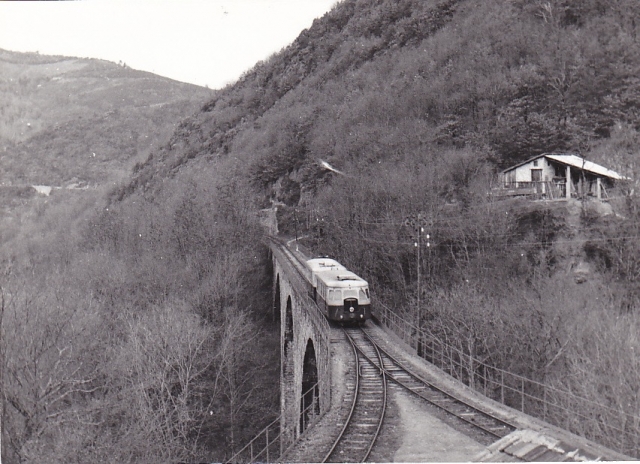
(405, 213), (430, 315)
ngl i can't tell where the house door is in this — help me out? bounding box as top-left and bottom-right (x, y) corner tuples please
(531, 169), (543, 193)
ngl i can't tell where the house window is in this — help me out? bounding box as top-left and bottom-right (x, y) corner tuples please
(533, 160), (539, 167)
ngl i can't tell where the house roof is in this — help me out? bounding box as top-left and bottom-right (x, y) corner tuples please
(503, 153), (624, 180)
(545, 154), (624, 180)
(474, 429), (630, 462)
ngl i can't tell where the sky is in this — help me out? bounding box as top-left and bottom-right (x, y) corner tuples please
(0, 0), (338, 89)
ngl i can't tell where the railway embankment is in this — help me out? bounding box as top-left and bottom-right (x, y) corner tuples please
(282, 316), (631, 462)
(366, 320), (632, 461)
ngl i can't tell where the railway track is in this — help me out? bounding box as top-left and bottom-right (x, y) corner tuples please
(322, 329), (387, 463)
(272, 237), (516, 455)
(322, 323), (516, 463)
(357, 327), (518, 441)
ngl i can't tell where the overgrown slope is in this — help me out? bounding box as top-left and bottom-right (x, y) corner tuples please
(125, 0), (640, 202)
(5, 0), (640, 461)
(0, 48), (213, 186)
(108, 0), (640, 457)
(0, 49), (281, 462)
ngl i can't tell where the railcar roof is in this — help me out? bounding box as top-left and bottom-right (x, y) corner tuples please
(306, 258), (347, 272)
(315, 269), (369, 287)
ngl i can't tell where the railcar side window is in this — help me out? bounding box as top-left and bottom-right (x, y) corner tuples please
(359, 289), (368, 301)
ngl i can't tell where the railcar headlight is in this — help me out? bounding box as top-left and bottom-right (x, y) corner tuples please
(349, 306), (355, 313)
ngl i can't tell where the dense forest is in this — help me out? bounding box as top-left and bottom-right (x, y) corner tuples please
(3, 0), (640, 461)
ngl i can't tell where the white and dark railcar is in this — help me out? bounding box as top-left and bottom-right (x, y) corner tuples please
(305, 257), (371, 323)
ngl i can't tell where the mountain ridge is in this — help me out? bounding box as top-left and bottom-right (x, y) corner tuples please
(0, 47), (213, 186)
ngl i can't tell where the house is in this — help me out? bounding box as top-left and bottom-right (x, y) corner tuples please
(499, 153), (624, 200)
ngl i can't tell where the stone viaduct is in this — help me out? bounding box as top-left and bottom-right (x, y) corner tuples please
(264, 237), (633, 463)
(270, 241), (333, 450)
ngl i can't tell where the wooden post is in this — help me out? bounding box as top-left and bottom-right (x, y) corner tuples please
(566, 165), (571, 198)
(597, 178), (602, 199)
(578, 177), (583, 196)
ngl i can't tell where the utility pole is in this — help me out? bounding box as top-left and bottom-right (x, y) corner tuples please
(405, 213), (430, 315)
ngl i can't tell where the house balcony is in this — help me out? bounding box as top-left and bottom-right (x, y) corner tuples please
(495, 179), (614, 201)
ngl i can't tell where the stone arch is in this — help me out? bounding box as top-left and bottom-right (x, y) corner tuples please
(284, 296), (294, 356)
(274, 274), (281, 323)
(299, 338), (319, 434)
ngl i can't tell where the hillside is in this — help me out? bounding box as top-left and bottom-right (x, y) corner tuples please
(109, 0), (640, 458)
(124, 0), (640, 201)
(0, 48), (213, 186)
(4, 0), (640, 462)
(0, 50), (274, 463)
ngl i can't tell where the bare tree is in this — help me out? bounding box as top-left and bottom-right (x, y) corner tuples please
(1, 281), (102, 463)
(102, 301), (217, 463)
(209, 309), (266, 456)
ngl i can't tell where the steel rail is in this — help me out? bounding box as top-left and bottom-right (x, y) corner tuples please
(322, 329), (387, 463)
(354, 328), (387, 462)
(358, 327), (517, 440)
(268, 236), (311, 283)
(321, 332), (360, 463)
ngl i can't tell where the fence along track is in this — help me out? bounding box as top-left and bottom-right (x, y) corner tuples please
(323, 328), (387, 463)
(373, 299), (640, 458)
(226, 383), (320, 463)
(358, 327), (516, 441)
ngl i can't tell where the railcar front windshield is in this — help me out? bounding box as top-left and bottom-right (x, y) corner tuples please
(343, 289), (358, 299)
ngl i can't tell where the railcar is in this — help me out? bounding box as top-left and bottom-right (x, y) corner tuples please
(306, 257), (371, 323)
